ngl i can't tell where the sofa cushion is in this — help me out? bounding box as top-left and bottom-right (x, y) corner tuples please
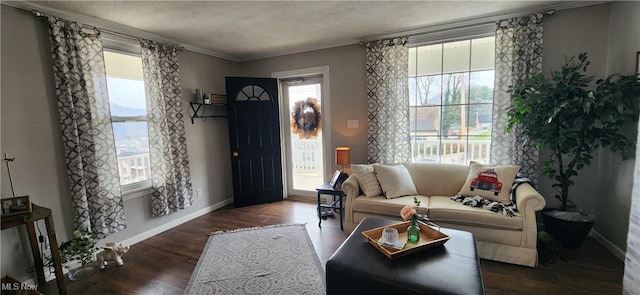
(351, 164), (383, 197)
(352, 195), (430, 217)
(428, 196), (522, 230)
(402, 163), (469, 196)
(458, 161), (519, 204)
(373, 164), (418, 199)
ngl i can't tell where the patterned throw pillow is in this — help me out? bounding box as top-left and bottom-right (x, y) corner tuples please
(351, 164), (383, 197)
(372, 164), (418, 199)
(458, 161), (520, 204)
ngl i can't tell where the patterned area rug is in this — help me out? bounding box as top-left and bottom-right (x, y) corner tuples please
(184, 224), (325, 295)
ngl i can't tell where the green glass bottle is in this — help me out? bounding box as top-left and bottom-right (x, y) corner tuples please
(407, 219), (420, 243)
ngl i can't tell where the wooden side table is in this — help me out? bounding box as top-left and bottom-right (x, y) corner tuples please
(1, 204), (66, 295)
(316, 183), (345, 231)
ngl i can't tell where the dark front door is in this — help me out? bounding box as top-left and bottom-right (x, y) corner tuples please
(226, 77), (283, 207)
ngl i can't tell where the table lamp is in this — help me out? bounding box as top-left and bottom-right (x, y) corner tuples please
(336, 147), (350, 172)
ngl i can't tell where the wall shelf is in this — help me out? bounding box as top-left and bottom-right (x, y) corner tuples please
(189, 102), (227, 124)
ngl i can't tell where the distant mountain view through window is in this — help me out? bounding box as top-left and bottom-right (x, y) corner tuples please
(104, 50), (151, 186)
(107, 76), (149, 158)
(110, 103), (149, 157)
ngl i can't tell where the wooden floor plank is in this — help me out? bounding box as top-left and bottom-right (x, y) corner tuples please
(43, 200), (624, 294)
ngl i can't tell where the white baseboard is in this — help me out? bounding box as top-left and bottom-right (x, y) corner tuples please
(37, 197), (233, 284)
(120, 197), (233, 247)
(590, 229), (626, 261)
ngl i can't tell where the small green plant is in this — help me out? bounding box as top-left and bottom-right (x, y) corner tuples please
(507, 52), (640, 211)
(58, 229), (98, 266)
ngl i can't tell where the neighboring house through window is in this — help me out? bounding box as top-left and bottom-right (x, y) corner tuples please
(409, 36), (495, 164)
(103, 50), (151, 194)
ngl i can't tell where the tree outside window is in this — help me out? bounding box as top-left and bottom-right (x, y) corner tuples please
(408, 37), (495, 164)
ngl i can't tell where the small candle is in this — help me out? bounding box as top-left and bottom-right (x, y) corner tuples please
(195, 89), (203, 103)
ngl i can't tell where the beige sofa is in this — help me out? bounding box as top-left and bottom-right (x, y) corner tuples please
(341, 162), (546, 267)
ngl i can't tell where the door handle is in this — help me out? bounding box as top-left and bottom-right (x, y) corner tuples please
(233, 151), (239, 157)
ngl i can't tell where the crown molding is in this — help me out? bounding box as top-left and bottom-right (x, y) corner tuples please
(362, 1), (611, 42)
(239, 40), (360, 62)
(2, 1), (241, 62)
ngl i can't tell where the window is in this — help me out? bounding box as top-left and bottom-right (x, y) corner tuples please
(103, 50), (151, 192)
(408, 36), (495, 164)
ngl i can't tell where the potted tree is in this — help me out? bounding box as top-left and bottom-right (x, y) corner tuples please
(506, 52), (640, 248)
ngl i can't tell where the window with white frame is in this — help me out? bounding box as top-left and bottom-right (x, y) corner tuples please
(103, 50), (151, 192)
(408, 36), (495, 164)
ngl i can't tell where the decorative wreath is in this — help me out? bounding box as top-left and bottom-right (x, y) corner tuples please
(291, 97), (322, 139)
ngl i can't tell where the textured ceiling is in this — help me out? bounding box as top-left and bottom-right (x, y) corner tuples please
(18, 1), (583, 61)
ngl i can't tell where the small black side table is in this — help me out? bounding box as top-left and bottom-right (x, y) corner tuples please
(316, 183), (345, 231)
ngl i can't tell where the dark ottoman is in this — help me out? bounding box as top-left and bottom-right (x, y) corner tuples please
(326, 217), (485, 295)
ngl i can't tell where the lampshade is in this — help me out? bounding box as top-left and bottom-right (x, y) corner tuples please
(336, 147), (350, 165)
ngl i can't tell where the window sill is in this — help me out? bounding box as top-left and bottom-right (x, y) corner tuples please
(122, 185), (153, 201)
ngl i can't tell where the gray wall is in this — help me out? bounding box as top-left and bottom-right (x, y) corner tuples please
(239, 45), (368, 170)
(1, 5), (238, 281)
(1, 5), (69, 281)
(538, 3), (610, 214)
(595, 1), (640, 253)
(538, 3), (639, 253)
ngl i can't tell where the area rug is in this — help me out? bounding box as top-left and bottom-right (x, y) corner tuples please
(184, 224), (325, 295)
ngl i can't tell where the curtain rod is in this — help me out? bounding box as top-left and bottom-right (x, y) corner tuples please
(30, 9), (185, 51)
(359, 36), (408, 48)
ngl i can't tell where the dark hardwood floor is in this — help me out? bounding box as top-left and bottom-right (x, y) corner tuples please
(43, 200), (623, 295)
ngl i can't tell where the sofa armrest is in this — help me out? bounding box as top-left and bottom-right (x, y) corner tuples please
(515, 183), (546, 213)
(341, 175), (361, 227)
(515, 183), (546, 249)
(341, 174), (360, 198)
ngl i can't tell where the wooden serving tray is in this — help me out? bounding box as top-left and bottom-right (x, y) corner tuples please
(361, 220), (450, 259)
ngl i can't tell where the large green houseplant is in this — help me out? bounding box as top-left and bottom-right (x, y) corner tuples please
(506, 53), (640, 247)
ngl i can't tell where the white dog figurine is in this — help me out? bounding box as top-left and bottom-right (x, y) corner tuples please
(96, 242), (129, 269)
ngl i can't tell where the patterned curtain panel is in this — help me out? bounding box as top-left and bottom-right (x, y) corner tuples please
(365, 37), (411, 164)
(48, 17), (126, 238)
(624, 122), (640, 294)
(139, 39), (193, 216)
(491, 13), (544, 185)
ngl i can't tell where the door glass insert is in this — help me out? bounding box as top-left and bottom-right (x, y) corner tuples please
(282, 77), (324, 192)
(236, 85), (271, 101)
